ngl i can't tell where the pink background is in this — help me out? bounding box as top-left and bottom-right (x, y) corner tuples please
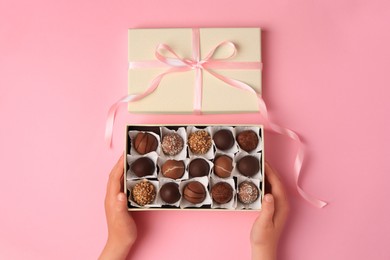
(1, 0), (389, 259)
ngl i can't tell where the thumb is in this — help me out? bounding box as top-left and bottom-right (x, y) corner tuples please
(115, 193), (129, 212)
(258, 194), (275, 227)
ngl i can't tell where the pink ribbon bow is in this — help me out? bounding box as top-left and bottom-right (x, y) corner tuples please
(105, 28), (327, 208)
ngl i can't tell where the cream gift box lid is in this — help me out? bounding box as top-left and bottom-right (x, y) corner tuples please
(128, 28), (262, 114)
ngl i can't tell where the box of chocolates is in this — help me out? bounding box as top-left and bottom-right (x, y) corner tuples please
(124, 125), (265, 211)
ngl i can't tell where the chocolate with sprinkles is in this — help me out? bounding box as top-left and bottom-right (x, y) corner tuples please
(161, 133), (184, 156)
(131, 179), (156, 206)
(237, 181), (259, 204)
(188, 130), (212, 155)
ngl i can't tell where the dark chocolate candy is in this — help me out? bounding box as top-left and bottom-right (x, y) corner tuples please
(161, 160), (185, 179)
(237, 181), (259, 204)
(236, 130), (259, 152)
(237, 156), (259, 177)
(159, 182), (181, 204)
(213, 129), (235, 150)
(211, 182), (233, 204)
(213, 155), (233, 178)
(183, 181), (206, 204)
(134, 132), (158, 155)
(131, 157), (155, 177)
(189, 158), (210, 178)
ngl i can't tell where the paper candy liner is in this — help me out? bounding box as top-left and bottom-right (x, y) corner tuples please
(236, 177), (262, 210)
(186, 126), (215, 160)
(157, 157), (190, 181)
(179, 176), (212, 208)
(126, 152), (159, 180)
(187, 156), (213, 179)
(156, 179), (182, 207)
(233, 151), (263, 180)
(234, 126), (263, 153)
(210, 126), (239, 154)
(160, 127), (188, 160)
(129, 130), (161, 155)
(210, 178), (236, 209)
(211, 152), (235, 180)
(127, 179), (160, 208)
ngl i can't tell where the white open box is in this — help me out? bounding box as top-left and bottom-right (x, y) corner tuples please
(124, 124), (265, 211)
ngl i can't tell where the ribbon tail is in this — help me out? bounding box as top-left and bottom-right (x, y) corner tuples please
(205, 69), (256, 93)
(258, 97), (327, 208)
(104, 95), (136, 148)
(105, 67), (189, 148)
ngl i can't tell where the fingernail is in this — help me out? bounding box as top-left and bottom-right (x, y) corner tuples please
(117, 193), (126, 202)
(265, 194), (273, 202)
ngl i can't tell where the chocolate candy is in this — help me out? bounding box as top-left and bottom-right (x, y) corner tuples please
(161, 160), (185, 179)
(213, 129), (235, 150)
(237, 181), (259, 204)
(237, 156), (259, 177)
(213, 155), (233, 178)
(126, 126), (264, 210)
(211, 182), (233, 204)
(131, 157), (155, 177)
(189, 158), (210, 178)
(161, 133), (184, 156)
(236, 130), (259, 152)
(183, 181), (206, 204)
(134, 132), (158, 155)
(159, 182), (181, 204)
(132, 179), (156, 206)
(188, 130), (212, 154)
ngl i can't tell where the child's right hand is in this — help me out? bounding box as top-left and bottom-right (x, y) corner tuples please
(250, 162), (290, 260)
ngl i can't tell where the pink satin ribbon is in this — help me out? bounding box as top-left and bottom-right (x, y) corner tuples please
(257, 98), (327, 208)
(105, 28), (327, 208)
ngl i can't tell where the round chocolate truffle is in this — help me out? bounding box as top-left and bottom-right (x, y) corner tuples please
(131, 157), (155, 177)
(211, 182), (233, 204)
(213, 129), (235, 151)
(188, 130), (212, 155)
(159, 182), (181, 204)
(237, 156), (260, 177)
(161, 133), (184, 156)
(134, 132), (158, 155)
(237, 181), (259, 204)
(132, 179), (156, 206)
(161, 160), (185, 179)
(236, 130), (259, 152)
(189, 158), (210, 178)
(213, 155), (233, 178)
(183, 181), (206, 204)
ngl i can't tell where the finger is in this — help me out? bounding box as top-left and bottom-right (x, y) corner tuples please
(114, 192), (129, 213)
(264, 173), (272, 194)
(264, 161), (287, 202)
(257, 194), (275, 227)
(264, 161), (289, 226)
(120, 173), (124, 192)
(106, 154), (125, 199)
(110, 154), (125, 179)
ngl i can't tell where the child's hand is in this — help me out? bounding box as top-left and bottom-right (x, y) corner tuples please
(250, 162), (289, 260)
(99, 155), (137, 260)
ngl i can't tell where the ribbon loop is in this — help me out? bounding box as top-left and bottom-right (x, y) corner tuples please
(203, 41), (237, 61)
(155, 40), (238, 70)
